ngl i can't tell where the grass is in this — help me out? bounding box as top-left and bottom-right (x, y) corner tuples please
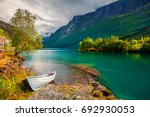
(0, 69), (32, 100)
(0, 72), (33, 100)
(0, 52), (33, 100)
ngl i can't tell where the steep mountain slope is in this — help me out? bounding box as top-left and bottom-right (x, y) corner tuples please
(44, 0), (150, 48)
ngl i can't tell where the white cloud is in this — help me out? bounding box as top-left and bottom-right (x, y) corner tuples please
(0, 0), (117, 34)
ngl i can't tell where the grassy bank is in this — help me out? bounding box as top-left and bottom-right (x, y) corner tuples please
(0, 52), (33, 99)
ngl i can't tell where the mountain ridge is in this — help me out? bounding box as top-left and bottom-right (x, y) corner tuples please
(42, 0), (150, 47)
(52, 0), (150, 37)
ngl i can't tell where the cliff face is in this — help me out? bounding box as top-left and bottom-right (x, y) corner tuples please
(58, 0), (149, 36)
(44, 0), (150, 48)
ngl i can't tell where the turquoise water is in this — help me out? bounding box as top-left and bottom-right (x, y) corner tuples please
(23, 49), (150, 100)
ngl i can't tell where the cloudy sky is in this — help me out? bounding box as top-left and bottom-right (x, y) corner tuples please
(0, 0), (117, 34)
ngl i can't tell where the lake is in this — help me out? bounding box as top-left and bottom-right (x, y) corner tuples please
(23, 49), (150, 100)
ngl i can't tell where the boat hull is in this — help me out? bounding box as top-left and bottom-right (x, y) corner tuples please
(26, 71), (56, 91)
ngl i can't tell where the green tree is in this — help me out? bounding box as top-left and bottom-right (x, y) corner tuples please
(104, 36), (120, 51)
(79, 35), (150, 52)
(141, 37), (150, 52)
(95, 38), (103, 49)
(128, 39), (142, 52)
(0, 28), (5, 36)
(79, 37), (95, 49)
(10, 9), (43, 55)
(0, 28), (9, 37)
(121, 40), (129, 51)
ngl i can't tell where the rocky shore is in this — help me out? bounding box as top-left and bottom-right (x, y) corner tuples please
(1, 53), (116, 100)
(29, 65), (116, 100)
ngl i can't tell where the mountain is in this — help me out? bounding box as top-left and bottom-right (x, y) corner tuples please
(0, 20), (12, 34)
(43, 0), (150, 48)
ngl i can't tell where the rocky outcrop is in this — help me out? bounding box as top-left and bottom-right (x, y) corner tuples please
(28, 82), (116, 100)
(72, 65), (100, 77)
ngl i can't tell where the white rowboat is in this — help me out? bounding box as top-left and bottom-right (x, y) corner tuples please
(26, 71), (56, 91)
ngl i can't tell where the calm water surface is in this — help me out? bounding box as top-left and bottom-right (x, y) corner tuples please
(23, 49), (150, 100)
